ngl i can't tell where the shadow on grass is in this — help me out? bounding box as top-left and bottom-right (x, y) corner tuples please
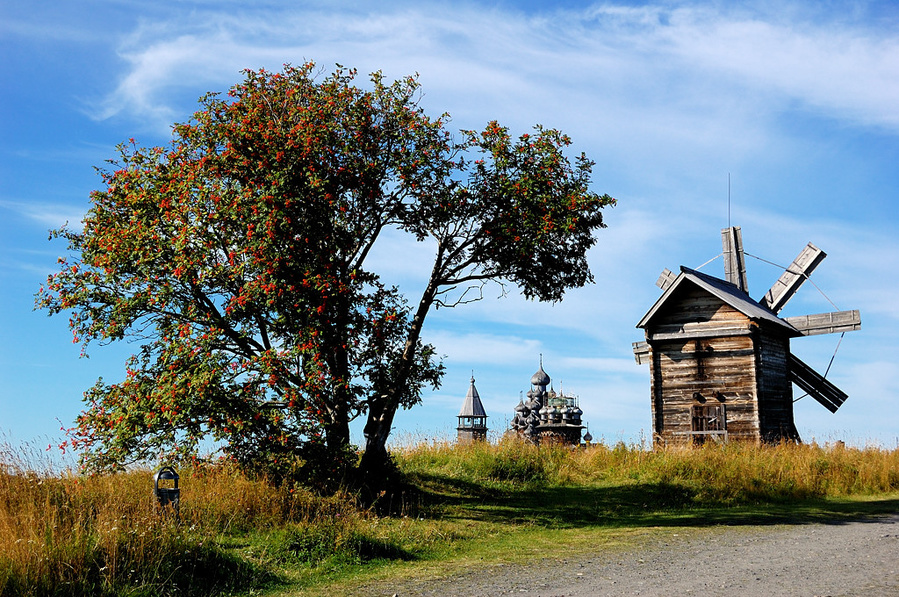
(411, 472), (899, 531)
(1, 542), (278, 597)
(265, 525), (416, 569)
(154, 543), (279, 597)
(355, 537), (416, 563)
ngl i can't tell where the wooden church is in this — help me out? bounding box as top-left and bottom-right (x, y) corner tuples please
(509, 360), (585, 445)
(633, 226), (860, 445)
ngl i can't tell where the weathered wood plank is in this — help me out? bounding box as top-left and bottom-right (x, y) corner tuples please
(788, 353), (848, 413)
(755, 328), (794, 438)
(722, 226), (749, 292)
(648, 324), (753, 342)
(654, 288), (747, 326)
(784, 310), (861, 336)
(651, 334), (754, 351)
(656, 268), (677, 291)
(761, 242), (826, 313)
(632, 341), (651, 365)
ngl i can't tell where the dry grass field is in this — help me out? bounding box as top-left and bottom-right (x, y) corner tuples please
(2, 438), (897, 596)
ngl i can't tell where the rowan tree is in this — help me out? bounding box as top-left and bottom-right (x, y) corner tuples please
(38, 63), (614, 488)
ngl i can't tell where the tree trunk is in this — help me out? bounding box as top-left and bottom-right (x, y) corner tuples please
(359, 421), (391, 479)
(358, 254), (443, 488)
(323, 416), (351, 451)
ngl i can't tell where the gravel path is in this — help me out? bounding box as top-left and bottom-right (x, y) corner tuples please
(360, 514), (899, 597)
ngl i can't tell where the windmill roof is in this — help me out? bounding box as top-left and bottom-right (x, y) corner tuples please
(636, 266), (799, 335)
(458, 377), (488, 417)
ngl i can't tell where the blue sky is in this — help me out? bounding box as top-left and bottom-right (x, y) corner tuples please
(2, 0), (897, 455)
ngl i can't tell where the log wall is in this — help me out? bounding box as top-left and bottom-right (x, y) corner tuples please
(755, 327), (798, 441)
(647, 287), (762, 445)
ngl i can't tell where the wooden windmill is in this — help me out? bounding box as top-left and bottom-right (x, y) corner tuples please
(633, 226), (860, 445)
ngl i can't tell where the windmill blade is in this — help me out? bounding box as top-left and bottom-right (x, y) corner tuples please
(784, 310), (861, 336)
(721, 227), (748, 292)
(788, 353), (848, 413)
(761, 243), (826, 313)
(632, 341), (651, 365)
(656, 268), (676, 291)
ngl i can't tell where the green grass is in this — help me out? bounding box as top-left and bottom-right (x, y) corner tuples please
(2, 439), (898, 596)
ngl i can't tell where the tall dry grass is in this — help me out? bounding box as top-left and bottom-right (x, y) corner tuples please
(590, 440), (899, 502)
(395, 437), (899, 501)
(3, 436), (897, 595)
(0, 441), (360, 597)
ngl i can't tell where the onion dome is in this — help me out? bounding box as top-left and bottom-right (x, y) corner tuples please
(539, 404), (551, 421)
(583, 430), (593, 443)
(530, 362), (550, 387)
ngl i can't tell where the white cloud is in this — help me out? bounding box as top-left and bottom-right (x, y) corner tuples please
(422, 330), (544, 366)
(0, 200), (85, 232)
(91, 2), (899, 144)
(660, 7), (899, 129)
(557, 355), (639, 375)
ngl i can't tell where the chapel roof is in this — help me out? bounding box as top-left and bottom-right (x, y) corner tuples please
(458, 376), (488, 417)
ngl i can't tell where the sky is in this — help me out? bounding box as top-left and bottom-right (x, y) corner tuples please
(2, 0), (897, 457)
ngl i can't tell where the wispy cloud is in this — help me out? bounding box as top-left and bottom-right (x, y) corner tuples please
(89, 2), (899, 145)
(0, 200), (85, 231)
(422, 330), (544, 366)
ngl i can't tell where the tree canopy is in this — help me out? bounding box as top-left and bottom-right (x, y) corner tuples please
(38, 63), (615, 488)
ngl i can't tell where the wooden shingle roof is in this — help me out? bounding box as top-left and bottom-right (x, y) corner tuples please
(636, 266), (800, 336)
(458, 376), (487, 417)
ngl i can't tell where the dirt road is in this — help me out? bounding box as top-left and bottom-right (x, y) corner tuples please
(367, 514), (899, 597)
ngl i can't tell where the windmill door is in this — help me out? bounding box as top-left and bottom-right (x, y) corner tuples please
(691, 404), (726, 445)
